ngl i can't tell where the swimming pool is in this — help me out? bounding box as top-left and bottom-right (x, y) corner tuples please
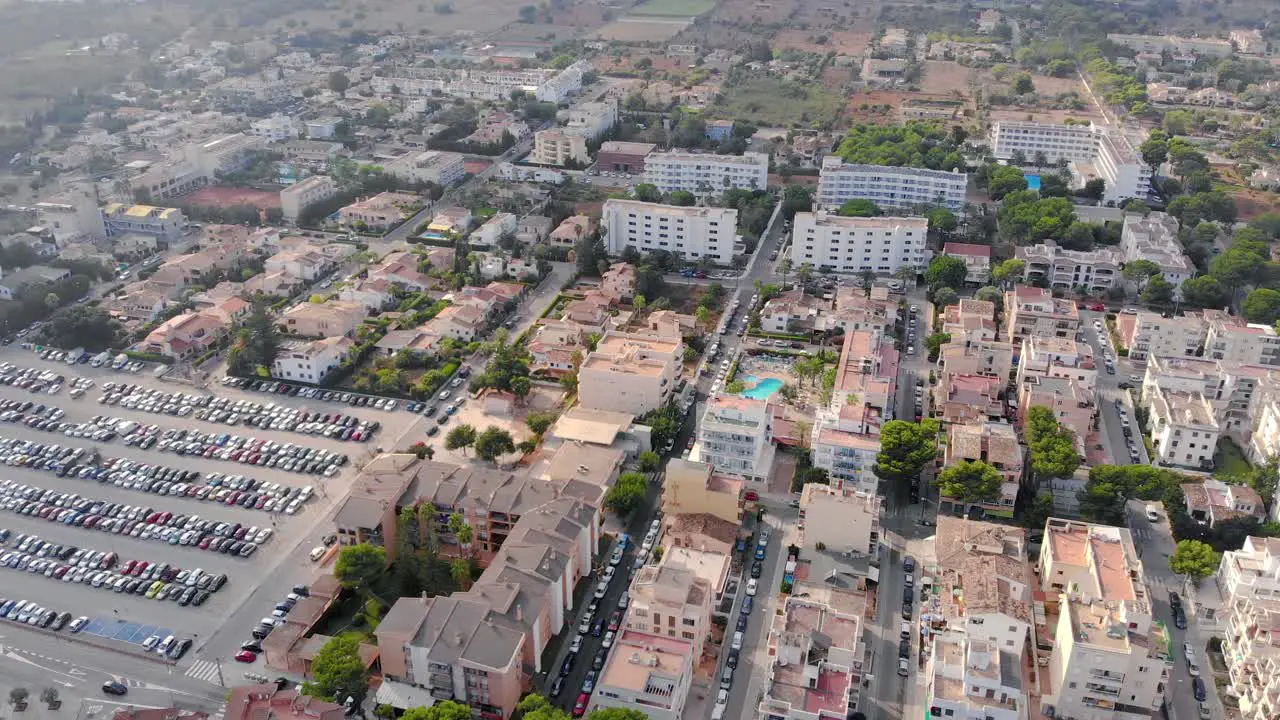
(1025, 174), (1041, 191)
(740, 375), (783, 399)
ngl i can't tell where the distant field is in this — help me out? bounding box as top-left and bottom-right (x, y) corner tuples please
(712, 76), (844, 129)
(630, 0), (717, 17)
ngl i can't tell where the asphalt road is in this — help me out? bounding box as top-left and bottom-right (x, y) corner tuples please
(1079, 311), (1150, 467)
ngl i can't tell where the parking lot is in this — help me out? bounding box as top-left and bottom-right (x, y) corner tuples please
(0, 347), (388, 663)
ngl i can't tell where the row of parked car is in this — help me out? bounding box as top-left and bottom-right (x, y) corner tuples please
(237, 583), (312, 663)
(0, 598), (78, 631)
(0, 362), (79, 395)
(103, 382), (381, 443)
(225, 376), (406, 411)
(0, 466), (275, 557)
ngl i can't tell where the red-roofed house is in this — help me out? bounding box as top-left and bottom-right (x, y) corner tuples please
(1184, 479), (1266, 528)
(226, 685), (344, 720)
(943, 242), (993, 284)
(935, 373), (1005, 425)
(141, 310), (233, 360)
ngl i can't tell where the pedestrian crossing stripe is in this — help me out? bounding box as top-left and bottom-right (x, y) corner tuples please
(184, 660), (221, 684)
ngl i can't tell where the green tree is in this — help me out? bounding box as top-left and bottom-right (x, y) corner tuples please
(516, 695), (571, 720)
(837, 199), (883, 217)
(445, 424), (477, 454)
(975, 286), (1003, 306)
(526, 412), (557, 436)
(1082, 178), (1106, 201)
(998, 192), (1076, 242)
(402, 701), (472, 720)
(302, 635), (369, 703)
(668, 190), (696, 206)
(1142, 274), (1175, 306)
(328, 71), (350, 95)
(988, 165), (1029, 200)
(1011, 72), (1035, 95)
(1122, 259), (1161, 289)
(633, 183), (662, 202)
(1178, 275), (1230, 309)
(1243, 288), (1280, 325)
(1139, 132), (1169, 172)
(334, 544), (386, 590)
(924, 331), (951, 357)
(991, 259), (1025, 287)
(1025, 406), (1082, 481)
(931, 286), (959, 308)
(781, 184), (813, 220)
(1061, 222), (1098, 251)
(586, 709), (650, 720)
(474, 426), (516, 462)
(510, 376), (531, 405)
(1169, 539), (1221, 581)
(1077, 465), (1187, 525)
(872, 419), (939, 490)
(935, 460), (1002, 503)
(604, 471), (648, 516)
(924, 255), (967, 290)
(638, 450), (661, 473)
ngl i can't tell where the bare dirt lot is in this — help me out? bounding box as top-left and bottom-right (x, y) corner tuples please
(183, 186), (282, 209)
(1031, 73), (1087, 97)
(772, 28), (872, 56)
(919, 60), (981, 97)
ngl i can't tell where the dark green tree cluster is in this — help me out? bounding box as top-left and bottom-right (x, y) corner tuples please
(834, 122), (965, 171)
(1025, 406), (1082, 483)
(935, 460), (1002, 503)
(227, 301), (283, 375)
(997, 191), (1077, 244)
(604, 471), (649, 516)
(37, 305), (124, 352)
(302, 635), (370, 705)
(472, 333), (530, 393)
(873, 419), (939, 490)
(1077, 465), (1189, 526)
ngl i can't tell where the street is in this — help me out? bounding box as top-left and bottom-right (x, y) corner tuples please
(1079, 310), (1150, 467)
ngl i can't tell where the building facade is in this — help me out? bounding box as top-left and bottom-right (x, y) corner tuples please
(817, 157), (967, 212)
(642, 151), (769, 196)
(789, 212), (929, 275)
(601, 200), (738, 263)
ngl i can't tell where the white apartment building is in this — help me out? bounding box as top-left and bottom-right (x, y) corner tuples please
(1017, 241), (1123, 293)
(371, 61), (588, 103)
(925, 633), (1026, 720)
(1119, 213), (1195, 288)
(810, 330), (898, 491)
(578, 331), (682, 416)
(384, 150), (466, 186)
(601, 200), (738, 263)
(532, 128), (590, 167)
(989, 120), (1098, 164)
(697, 394), (774, 481)
(1037, 518), (1172, 720)
(642, 151), (769, 196)
(304, 118), (341, 138)
(1148, 384), (1219, 469)
(1017, 336), (1098, 393)
(563, 99), (618, 140)
(1106, 33), (1234, 57)
(101, 203), (187, 242)
(1222, 594), (1280, 720)
(798, 484), (880, 556)
(935, 518), (1034, 655)
(588, 632), (693, 720)
(1219, 535), (1280, 605)
(1081, 130), (1153, 204)
(759, 587), (865, 720)
(1140, 354), (1271, 442)
(1204, 309), (1280, 368)
(942, 242), (992, 284)
(270, 337), (353, 385)
(817, 157), (968, 211)
(1004, 286), (1083, 343)
(789, 211), (929, 275)
(280, 175), (338, 224)
(35, 183), (106, 244)
(249, 114), (298, 142)
(186, 133), (264, 178)
(810, 424), (881, 494)
(1115, 310), (1206, 364)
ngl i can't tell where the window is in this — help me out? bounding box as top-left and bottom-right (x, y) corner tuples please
(682, 618), (696, 627)
(682, 631), (695, 640)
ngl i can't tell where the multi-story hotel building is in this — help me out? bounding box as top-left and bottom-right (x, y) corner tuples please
(697, 394), (774, 482)
(816, 157), (967, 211)
(578, 331), (683, 416)
(789, 212), (929, 275)
(642, 151), (768, 196)
(601, 200), (738, 263)
(1016, 242), (1123, 294)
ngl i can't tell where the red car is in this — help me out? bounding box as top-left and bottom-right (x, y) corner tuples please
(743, 490), (759, 502)
(1089, 303), (1106, 312)
(572, 693), (589, 717)
(234, 650), (257, 663)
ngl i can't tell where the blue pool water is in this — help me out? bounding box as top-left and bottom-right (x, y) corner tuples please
(1025, 174), (1041, 191)
(740, 375), (784, 399)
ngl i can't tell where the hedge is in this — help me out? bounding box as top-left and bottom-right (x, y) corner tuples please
(124, 350), (173, 365)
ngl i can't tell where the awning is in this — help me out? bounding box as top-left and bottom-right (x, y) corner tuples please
(374, 680), (437, 711)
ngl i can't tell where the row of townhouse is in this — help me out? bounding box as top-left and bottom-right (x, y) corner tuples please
(918, 516), (1172, 720)
(1018, 213), (1192, 293)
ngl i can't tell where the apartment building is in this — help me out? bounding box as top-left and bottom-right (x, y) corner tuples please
(532, 128), (590, 166)
(810, 424), (881, 494)
(1037, 518), (1172, 720)
(1004, 286), (1083, 343)
(622, 554), (715, 660)
(1083, 129), (1153, 204)
(101, 203), (186, 242)
(1106, 33), (1234, 57)
(601, 200), (738, 263)
(34, 184), (106, 244)
(578, 330), (682, 416)
(816, 157), (968, 212)
(941, 298), (998, 343)
(271, 337), (353, 385)
(759, 585), (866, 720)
(1204, 309), (1280, 368)
(925, 633), (1027, 720)
(1120, 213), (1195, 288)
(226, 686), (342, 720)
(940, 337), (1015, 380)
(661, 458), (743, 525)
(798, 483), (880, 555)
(1147, 383), (1219, 469)
(370, 61), (588, 103)
(277, 300), (366, 338)
(187, 133), (264, 178)
(249, 114), (298, 142)
(1115, 310), (1206, 364)
(1017, 242), (1122, 293)
(564, 99), (618, 140)
(989, 120), (1098, 164)
(942, 242), (992, 284)
(279, 176), (338, 224)
(1219, 535), (1280, 606)
(697, 394), (774, 481)
(1017, 336), (1098, 392)
(384, 150), (466, 186)
(588, 632), (694, 720)
(1222, 594), (1280, 720)
(339, 192), (421, 231)
(811, 330), (898, 490)
(1017, 376), (1093, 454)
(642, 151), (769, 196)
(789, 212), (929, 275)
(943, 423), (1025, 513)
(759, 288), (832, 334)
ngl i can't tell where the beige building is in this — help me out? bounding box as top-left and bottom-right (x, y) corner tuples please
(1037, 518), (1172, 720)
(939, 337), (1014, 381)
(532, 128), (590, 166)
(798, 484), (880, 555)
(943, 423), (1024, 513)
(942, 242), (993, 284)
(588, 631), (694, 720)
(759, 584), (867, 720)
(941, 298), (998, 342)
(578, 331), (682, 415)
(280, 175), (338, 223)
(278, 300), (366, 338)
(1017, 242), (1122, 294)
(1115, 310), (1206, 364)
(1204, 310), (1280, 368)
(1017, 336), (1098, 393)
(1210, 535), (1280, 720)
(661, 458), (743, 525)
(1005, 286), (1082, 344)
(623, 554), (715, 660)
(934, 517), (1034, 654)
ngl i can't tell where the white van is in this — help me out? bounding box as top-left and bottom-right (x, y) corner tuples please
(156, 635), (176, 655)
(732, 631), (744, 650)
(309, 546), (326, 562)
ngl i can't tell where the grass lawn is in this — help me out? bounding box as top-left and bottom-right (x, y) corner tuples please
(712, 76), (844, 128)
(1214, 438), (1253, 480)
(630, 0), (717, 16)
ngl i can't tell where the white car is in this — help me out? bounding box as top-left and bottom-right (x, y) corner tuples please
(746, 579), (758, 597)
(593, 580), (608, 599)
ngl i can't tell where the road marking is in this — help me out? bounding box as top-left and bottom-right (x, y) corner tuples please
(184, 659), (223, 684)
(2, 649), (81, 685)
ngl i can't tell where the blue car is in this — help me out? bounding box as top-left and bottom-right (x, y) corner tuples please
(754, 545), (766, 560)
(741, 597), (753, 616)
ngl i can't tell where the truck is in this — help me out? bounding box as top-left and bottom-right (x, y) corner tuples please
(90, 351), (110, 368)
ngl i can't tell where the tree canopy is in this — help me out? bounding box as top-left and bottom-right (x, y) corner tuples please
(935, 460), (1003, 503)
(991, 259), (1025, 287)
(925, 255), (967, 290)
(334, 544), (386, 590)
(302, 635), (369, 704)
(837, 199), (883, 217)
(1025, 406), (1082, 481)
(1169, 539), (1220, 580)
(873, 419), (939, 489)
(474, 426), (516, 462)
(998, 191), (1076, 243)
(604, 471), (648, 516)
(833, 122), (965, 171)
(1077, 465), (1188, 525)
(445, 424), (477, 454)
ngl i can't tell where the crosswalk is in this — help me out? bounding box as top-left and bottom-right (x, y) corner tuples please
(184, 659), (223, 685)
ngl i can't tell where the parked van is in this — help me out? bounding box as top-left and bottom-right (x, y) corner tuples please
(719, 665), (734, 690)
(90, 351), (110, 367)
(731, 631), (744, 650)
